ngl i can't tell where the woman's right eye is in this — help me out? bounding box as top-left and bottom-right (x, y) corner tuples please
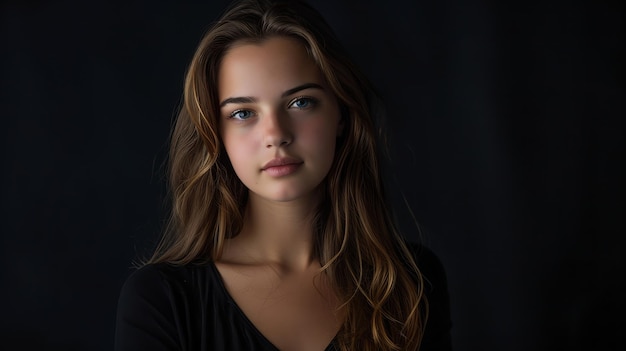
(229, 109), (254, 120)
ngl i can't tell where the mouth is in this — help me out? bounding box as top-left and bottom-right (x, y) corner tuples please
(262, 157), (303, 170)
(262, 157), (303, 176)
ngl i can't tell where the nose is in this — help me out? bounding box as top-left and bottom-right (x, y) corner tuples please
(262, 110), (293, 148)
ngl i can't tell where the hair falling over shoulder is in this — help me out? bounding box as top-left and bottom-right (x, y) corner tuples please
(147, 0), (428, 349)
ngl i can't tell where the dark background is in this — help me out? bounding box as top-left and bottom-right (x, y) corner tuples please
(1, 0), (624, 350)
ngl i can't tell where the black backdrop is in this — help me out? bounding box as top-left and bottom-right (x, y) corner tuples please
(1, 0), (624, 350)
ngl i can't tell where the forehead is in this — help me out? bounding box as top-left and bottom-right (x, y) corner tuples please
(218, 36), (326, 99)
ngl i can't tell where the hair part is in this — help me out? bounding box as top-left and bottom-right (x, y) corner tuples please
(147, 0), (427, 349)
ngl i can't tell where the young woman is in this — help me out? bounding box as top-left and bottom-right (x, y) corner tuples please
(115, 0), (452, 350)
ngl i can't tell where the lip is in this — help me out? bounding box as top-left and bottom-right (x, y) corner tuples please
(262, 157), (303, 170)
(261, 157), (303, 177)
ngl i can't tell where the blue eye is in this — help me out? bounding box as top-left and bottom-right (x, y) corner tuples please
(230, 109), (253, 120)
(289, 97), (317, 109)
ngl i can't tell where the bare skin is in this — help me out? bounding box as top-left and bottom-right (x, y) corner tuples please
(216, 250), (342, 351)
(215, 36), (344, 351)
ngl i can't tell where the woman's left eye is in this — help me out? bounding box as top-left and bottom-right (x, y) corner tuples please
(289, 97), (317, 109)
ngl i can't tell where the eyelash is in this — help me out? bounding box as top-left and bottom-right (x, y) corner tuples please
(226, 96), (319, 120)
(229, 109), (254, 120)
(288, 96), (318, 110)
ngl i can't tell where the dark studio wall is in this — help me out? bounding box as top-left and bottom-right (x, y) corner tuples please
(1, 0), (624, 350)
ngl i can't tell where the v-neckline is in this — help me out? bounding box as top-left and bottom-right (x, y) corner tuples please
(209, 261), (336, 351)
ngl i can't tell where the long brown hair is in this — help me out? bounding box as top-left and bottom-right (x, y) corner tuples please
(148, 0), (427, 349)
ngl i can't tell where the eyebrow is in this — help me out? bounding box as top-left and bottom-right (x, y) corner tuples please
(219, 83), (325, 107)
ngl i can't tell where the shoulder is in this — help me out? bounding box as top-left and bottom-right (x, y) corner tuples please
(118, 263), (188, 303)
(114, 263), (209, 351)
(116, 262), (197, 322)
(120, 263), (190, 289)
(404, 241), (453, 350)
(404, 242), (448, 296)
(116, 262), (215, 314)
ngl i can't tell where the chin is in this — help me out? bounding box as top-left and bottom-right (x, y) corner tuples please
(253, 184), (323, 204)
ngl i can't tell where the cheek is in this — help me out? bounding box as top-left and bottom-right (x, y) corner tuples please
(300, 119), (339, 158)
(222, 132), (256, 178)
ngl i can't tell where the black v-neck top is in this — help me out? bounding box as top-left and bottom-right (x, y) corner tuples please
(114, 244), (452, 350)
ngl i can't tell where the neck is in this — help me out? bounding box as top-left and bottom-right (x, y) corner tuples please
(225, 192), (321, 271)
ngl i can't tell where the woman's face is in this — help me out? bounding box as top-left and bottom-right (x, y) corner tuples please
(218, 36), (343, 204)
